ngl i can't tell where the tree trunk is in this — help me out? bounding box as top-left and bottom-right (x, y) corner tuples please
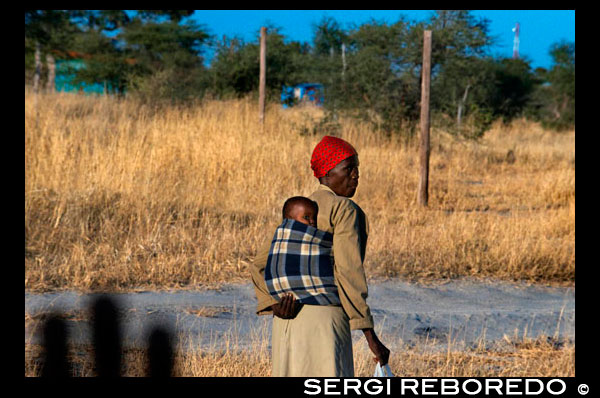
(258, 27), (267, 124)
(457, 84), (471, 129)
(341, 43), (346, 79)
(33, 42), (42, 93)
(46, 53), (56, 93)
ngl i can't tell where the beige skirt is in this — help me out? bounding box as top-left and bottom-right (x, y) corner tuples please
(271, 304), (354, 377)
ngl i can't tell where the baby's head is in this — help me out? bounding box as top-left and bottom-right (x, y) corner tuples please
(282, 196), (318, 228)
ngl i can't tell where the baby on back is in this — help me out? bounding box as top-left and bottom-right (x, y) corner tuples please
(265, 196), (340, 306)
(282, 196), (318, 228)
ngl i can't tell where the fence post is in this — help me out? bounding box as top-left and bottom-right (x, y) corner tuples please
(259, 27), (267, 124)
(418, 30), (432, 207)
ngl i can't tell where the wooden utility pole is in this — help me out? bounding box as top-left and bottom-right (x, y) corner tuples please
(418, 30), (432, 207)
(259, 27), (267, 124)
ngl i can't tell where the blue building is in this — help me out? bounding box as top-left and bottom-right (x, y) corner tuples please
(281, 83), (324, 108)
(55, 59), (109, 94)
(52, 50), (123, 94)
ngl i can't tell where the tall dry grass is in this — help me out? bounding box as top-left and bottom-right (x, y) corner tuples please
(25, 332), (574, 377)
(25, 89), (575, 292)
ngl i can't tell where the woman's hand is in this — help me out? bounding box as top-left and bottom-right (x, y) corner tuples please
(271, 293), (302, 319)
(362, 328), (390, 366)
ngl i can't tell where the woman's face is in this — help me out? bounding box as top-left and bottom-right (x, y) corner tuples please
(323, 155), (360, 197)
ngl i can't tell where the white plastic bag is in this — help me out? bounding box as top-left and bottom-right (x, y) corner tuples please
(373, 362), (394, 377)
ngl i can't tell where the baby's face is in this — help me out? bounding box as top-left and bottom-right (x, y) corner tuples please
(289, 203), (318, 228)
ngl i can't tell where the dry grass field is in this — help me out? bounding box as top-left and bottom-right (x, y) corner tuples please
(25, 325), (574, 377)
(25, 89), (575, 377)
(25, 89), (574, 292)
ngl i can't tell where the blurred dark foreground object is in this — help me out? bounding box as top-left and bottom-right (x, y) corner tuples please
(39, 294), (174, 377)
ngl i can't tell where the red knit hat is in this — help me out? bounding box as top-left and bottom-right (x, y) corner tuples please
(310, 136), (358, 178)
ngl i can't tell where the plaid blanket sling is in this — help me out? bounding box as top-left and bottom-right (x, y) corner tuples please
(265, 219), (341, 305)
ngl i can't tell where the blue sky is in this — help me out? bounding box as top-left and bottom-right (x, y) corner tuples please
(191, 10), (575, 70)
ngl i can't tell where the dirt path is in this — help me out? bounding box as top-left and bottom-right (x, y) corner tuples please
(25, 279), (574, 352)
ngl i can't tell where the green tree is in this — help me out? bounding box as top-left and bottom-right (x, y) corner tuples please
(426, 10), (495, 137)
(25, 10), (82, 90)
(120, 17), (208, 72)
(489, 58), (537, 122)
(208, 26), (311, 100)
(313, 16), (347, 57)
(331, 18), (418, 134)
(303, 17), (347, 112)
(546, 41), (575, 129)
(68, 28), (131, 94)
(136, 10), (195, 23)
(525, 41), (575, 130)
(431, 55), (496, 138)
(61, 11), (134, 94)
(314, 11), (497, 138)
(75, 10), (131, 31)
(73, 10), (209, 101)
(208, 35), (254, 97)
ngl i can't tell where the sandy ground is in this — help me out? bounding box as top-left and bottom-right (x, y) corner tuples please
(25, 279), (574, 353)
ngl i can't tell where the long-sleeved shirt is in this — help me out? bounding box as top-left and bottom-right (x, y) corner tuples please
(250, 184), (374, 330)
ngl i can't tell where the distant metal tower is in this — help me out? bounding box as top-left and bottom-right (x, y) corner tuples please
(512, 22), (520, 59)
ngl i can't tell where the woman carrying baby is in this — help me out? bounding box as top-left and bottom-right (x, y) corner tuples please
(251, 135), (390, 377)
